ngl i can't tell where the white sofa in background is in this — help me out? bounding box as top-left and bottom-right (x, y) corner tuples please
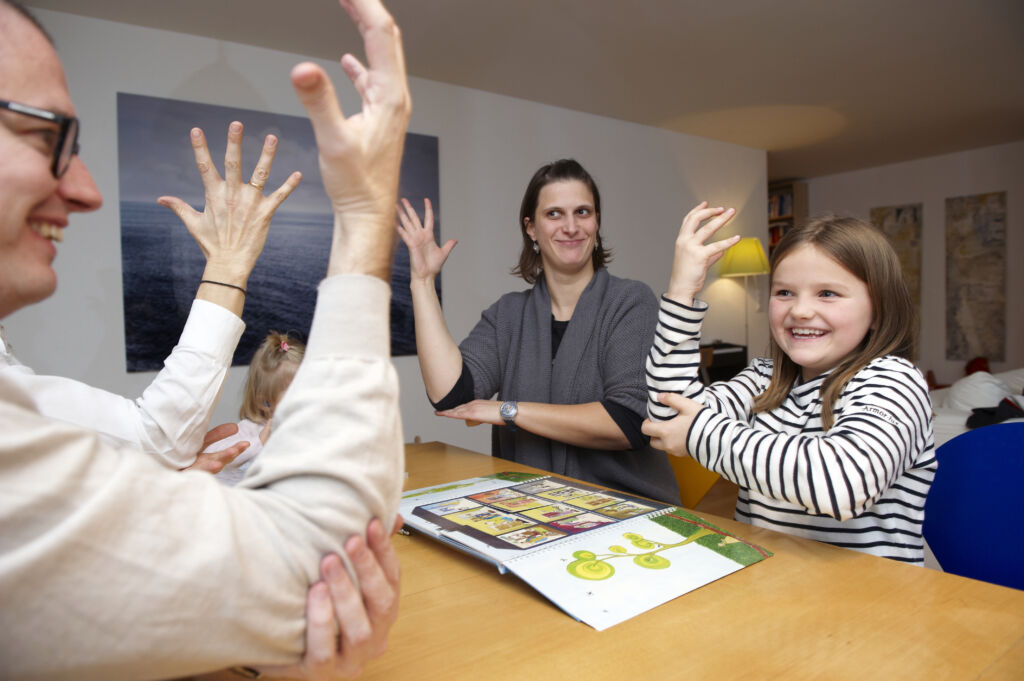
(929, 369), (1024, 448)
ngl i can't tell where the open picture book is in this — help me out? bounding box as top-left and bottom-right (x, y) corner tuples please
(400, 472), (772, 631)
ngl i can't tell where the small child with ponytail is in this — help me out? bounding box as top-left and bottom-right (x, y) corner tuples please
(207, 331), (306, 486)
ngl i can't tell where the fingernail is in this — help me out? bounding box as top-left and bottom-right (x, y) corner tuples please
(291, 64), (320, 89)
(323, 556), (343, 580)
(265, 135), (277, 147)
(191, 128), (202, 139)
(230, 121), (242, 133)
(345, 534), (366, 557)
(368, 518), (383, 539)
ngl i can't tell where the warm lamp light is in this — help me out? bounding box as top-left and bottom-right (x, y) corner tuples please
(719, 237), (770, 278)
(718, 237), (770, 351)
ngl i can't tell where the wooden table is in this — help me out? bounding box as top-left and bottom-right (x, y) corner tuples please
(361, 442), (1024, 680)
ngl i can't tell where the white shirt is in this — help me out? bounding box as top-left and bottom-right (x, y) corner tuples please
(211, 417), (266, 486)
(0, 299), (244, 469)
(0, 274), (404, 680)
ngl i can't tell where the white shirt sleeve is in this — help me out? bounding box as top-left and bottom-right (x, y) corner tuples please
(0, 299), (244, 468)
(0, 274), (404, 679)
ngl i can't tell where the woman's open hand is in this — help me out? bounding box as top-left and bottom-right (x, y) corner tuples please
(667, 202), (739, 305)
(396, 197), (456, 282)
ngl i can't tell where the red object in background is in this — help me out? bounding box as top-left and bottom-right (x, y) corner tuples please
(965, 357), (991, 375)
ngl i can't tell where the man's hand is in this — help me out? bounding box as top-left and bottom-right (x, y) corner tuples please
(641, 393), (705, 457)
(182, 423), (249, 474)
(257, 516), (404, 680)
(290, 0), (412, 281)
(158, 123), (302, 316)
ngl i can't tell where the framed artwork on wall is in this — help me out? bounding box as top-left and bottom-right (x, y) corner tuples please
(117, 93), (439, 371)
(944, 191), (1006, 362)
(870, 202), (923, 311)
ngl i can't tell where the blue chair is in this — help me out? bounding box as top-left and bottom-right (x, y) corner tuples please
(923, 422), (1024, 590)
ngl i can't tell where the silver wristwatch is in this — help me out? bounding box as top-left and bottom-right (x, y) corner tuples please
(499, 400), (519, 430)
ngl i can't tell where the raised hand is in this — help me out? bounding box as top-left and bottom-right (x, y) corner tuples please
(396, 197), (456, 282)
(158, 123), (302, 301)
(289, 0), (412, 281)
(667, 202), (739, 305)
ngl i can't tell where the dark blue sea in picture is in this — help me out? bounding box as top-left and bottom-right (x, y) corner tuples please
(120, 201), (423, 371)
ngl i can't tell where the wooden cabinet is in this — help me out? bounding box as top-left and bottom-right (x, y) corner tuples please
(768, 180), (808, 257)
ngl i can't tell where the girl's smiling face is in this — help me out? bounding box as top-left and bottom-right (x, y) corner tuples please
(769, 243), (874, 382)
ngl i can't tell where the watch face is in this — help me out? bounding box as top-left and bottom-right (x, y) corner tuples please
(500, 401), (517, 419)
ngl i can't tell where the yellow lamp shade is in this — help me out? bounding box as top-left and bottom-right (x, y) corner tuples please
(719, 237), (770, 277)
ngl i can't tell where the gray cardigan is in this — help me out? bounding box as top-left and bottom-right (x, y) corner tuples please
(460, 268), (680, 504)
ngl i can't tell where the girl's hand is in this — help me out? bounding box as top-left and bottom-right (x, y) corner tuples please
(396, 197), (456, 283)
(667, 202), (740, 304)
(435, 399), (501, 426)
(641, 392), (706, 457)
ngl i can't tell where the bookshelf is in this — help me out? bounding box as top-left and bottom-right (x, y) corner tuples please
(767, 180), (808, 256)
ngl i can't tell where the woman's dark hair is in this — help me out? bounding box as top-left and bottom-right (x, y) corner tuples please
(511, 159), (612, 284)
(752, 215), (917, 430)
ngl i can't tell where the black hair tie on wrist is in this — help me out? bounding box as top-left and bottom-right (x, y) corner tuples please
(200, 279), (247, 295)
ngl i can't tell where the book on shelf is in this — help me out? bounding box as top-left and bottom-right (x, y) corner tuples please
(400, 471), (772, 631)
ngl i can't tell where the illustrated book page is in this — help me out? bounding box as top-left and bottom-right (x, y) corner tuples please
(400, 472), (772, 630)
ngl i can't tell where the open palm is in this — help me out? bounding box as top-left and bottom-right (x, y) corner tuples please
(396, 197), (456, 281)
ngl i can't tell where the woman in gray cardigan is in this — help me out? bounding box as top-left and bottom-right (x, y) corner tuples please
(397, 160), (679, 503)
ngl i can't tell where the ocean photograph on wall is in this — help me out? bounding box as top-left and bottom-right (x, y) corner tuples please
(117, 92), (439, 371)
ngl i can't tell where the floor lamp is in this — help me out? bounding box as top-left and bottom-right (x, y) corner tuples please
(718, 237), (770, 351)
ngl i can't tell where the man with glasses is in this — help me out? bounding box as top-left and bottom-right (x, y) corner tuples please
(0, 0), (410, 678)
(0, 98), (79, 177)
(0, 94), (294, 472)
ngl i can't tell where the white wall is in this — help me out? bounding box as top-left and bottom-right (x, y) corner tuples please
(8, 10), (767, 455)
(807, 140), (1024, 386)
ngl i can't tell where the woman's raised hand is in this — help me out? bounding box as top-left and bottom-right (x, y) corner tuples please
(396, 197), (456, 282)
(667, 202), (740, 305)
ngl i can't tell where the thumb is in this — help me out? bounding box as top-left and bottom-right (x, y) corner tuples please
(157, 196), (198, 226)
(202, 422), (240, 449)
(290, 62), (348, 156)
(440, 239), (457, 259)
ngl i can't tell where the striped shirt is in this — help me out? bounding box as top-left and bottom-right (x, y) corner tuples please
(647, 296), (936, 564)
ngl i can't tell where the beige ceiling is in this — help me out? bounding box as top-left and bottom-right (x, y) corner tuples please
(25, 0), (1024, 180)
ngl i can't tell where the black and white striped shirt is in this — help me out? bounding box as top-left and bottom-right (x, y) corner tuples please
(647, 296), (936, 564)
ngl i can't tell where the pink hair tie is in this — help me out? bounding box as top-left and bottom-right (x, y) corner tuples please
(280, 341), (290, 352)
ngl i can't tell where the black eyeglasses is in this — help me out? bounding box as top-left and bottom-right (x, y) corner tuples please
(0, 99), (80, 178)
